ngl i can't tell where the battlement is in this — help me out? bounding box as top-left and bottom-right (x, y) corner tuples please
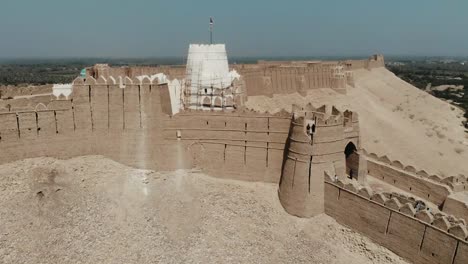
(365, 150), (467, 190)
(324, 173), (468, 264)
(82, 54), (385, 102)
(291, 103), (359, 127)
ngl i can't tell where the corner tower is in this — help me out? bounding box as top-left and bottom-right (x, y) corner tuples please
(278, 104), (367, 217)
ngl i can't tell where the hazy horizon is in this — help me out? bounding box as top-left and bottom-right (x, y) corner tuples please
(1, 0), (468, 58)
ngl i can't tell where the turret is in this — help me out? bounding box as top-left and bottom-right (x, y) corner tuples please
(278, 105), (367, 217)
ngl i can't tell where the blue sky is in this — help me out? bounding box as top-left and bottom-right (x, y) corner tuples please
(0, 0), (467, 58)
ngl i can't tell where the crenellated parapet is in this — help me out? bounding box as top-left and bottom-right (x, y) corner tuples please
(363, 149), (468, 195)
(324, 172), (468, 264)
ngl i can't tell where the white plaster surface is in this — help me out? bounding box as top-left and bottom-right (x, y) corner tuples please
(52, 84), (73, 99)
(185, 44), (240, 109)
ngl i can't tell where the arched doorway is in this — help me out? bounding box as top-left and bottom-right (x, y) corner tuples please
(202, 97), (211, 108)
(344, 142), (358, 179)
(213, 97), (222, 107)
(225, 96), (233, 107)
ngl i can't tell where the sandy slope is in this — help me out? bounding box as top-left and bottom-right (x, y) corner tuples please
(246, 67), (468, 177)
(0, 156), (407, 264)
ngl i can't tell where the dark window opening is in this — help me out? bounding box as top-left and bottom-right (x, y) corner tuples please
(344, 142), (357, 179)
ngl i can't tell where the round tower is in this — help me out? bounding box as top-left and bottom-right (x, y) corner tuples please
(279, 106), (364, 218)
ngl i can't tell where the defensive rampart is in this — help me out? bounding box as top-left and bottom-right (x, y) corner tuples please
(365, 151), (467, 192)
(0, 76), (191, 171)
(162, 110), (291, 182)
(0, 76), (291, 181)
(232, 54), (385, 97)
(86, 55), (386, 99)
(325, 175), (468, 264)
(364, 151), (468, 224)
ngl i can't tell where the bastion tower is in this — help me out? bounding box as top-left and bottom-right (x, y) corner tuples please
(278, 104), (367, 217)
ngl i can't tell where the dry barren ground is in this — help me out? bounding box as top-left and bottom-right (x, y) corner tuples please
(0, 156), (408, 264)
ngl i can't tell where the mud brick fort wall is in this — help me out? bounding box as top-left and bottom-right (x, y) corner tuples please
(325, 175), (468, 264)
(162, 110), (291, 182)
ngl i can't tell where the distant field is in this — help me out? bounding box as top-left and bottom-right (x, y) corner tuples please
(0, 58), (182, 85)
(386, 60), (468, 122)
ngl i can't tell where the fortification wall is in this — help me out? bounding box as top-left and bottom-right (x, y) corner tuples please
(233, 55), (384, 97)
(162, 110), (291, 183)
(0, 76), (292, 182)
(325, 176), (468, 264)
(0, 85), (52, 99)
(236, 64), (347, 97)
(88, 64), (186, 81)
(367, 159), (452, 206)
(365, 151), (466, 189)
(365, 151), (468, 218)
(86, 54), (385, 100)
(343, 54), (385, 70)
(0, 76), (194, 172)
(444, 193), (468, 224)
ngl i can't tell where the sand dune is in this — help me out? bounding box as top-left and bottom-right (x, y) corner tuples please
(246, 67), (468, 177)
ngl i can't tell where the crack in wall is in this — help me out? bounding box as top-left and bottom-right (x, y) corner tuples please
(16, 113), (20, 139)
(385, 211), (393, 234)
(292, 157), (297, 188)
(308, 155), (313, 193)
(122, 88), (125, 130)
(107, 85), (110, 130)
(53, 110), (58, 134)
(451, 241), (460, 264)
(89, 85), (94, 131)
(71, 101), (76, 131)
(138, 85), (142, 128)
(35, 112), (39, 136)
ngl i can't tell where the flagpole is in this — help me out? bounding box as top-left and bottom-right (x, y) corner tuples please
(209, 17), (213, 44)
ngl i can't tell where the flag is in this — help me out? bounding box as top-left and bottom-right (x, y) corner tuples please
(210, 17), (214, 26)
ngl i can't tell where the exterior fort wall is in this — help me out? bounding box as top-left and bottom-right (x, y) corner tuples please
(365, 151), (467, 190)
(86, 55), (385, 100)
(162, 110), (291, 182)
(0, 76), (291, 182)
(235, 63), (348, 97)
(0, 76), (192, 171)
(232, 54), (384, 97)
(367, 159), (452, 206)
(364, 151), (468, 223)
(325, 176), (468, 264)
(87, 64), (186, 81)
(444, 193), (468, 225)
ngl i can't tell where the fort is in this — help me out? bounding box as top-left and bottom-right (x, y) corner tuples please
(0, 44), (467, 264)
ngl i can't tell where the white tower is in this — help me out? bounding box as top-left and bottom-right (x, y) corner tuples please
(185, 44), (239, 110)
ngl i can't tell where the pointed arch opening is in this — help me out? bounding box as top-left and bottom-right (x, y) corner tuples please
(345, 142), (358, 179)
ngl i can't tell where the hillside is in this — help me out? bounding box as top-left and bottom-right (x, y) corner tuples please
(246, 67), (468, 177)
